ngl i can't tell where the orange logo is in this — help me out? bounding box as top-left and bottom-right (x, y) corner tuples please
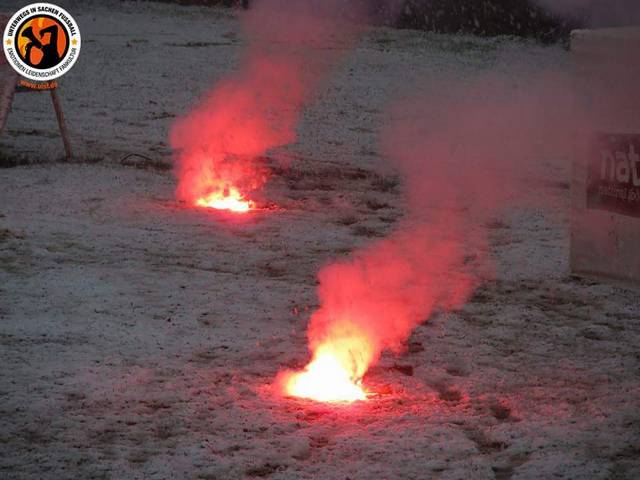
(16, 15), (68, 69)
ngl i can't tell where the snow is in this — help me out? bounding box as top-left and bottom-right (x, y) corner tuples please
(1, 1), (639, 479)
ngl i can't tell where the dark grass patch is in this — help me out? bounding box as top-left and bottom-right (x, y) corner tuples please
(246, 463), (286, 477)
(335, 215), (358, 226)
(371, 175), (400, 193)
(439, 387), (462, 403)
(272, 163), (380, 193)
(0, 150), (107, 168)
(490, 402), (513, 421)
(392, 364), (414, 376)
(365, 198), (390, 211)
(165, 41), (234, 47)
(387, 0), (580, 43)
(119, 153), (172, 171)
(351, 225), (384, 238)
(127, 0), (242, 5)
(0, 229), (24, 242)
(0, 150), (31, 168)
(139, 0), (580, 42)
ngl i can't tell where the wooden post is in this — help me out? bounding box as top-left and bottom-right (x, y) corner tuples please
(50, 88), (72, 161)
(0, 71), (16, 137)
(1, 13), (72, 159)
(0, 14), (16, 137)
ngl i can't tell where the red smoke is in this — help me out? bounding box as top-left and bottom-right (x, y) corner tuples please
(170, 0), (365, 211)
(282, 68), (578, 402)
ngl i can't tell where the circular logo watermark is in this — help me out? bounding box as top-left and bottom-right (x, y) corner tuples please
(3, 3), (81, 81)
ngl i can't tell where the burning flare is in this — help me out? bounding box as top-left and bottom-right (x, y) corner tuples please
(173, 151), (266, 213)
(279, 225), (479, 404)
(284, 350), (367, 403)
(195, 187), (255, 213)
(282, 329), (373, 403)
(170, 1), (366, 215)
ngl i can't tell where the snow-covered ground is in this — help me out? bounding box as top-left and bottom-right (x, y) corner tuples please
(1, 1), (639, 479)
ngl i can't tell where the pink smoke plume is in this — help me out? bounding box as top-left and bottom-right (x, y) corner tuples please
(170, 0), (366, 211)
(281, 67), (580, 402)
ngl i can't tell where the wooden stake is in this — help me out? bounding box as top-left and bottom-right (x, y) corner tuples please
(0, 73), (16, 137)
(50, 88), (72, 161)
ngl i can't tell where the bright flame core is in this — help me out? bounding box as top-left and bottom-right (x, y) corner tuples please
(195, 187), (255, 213)
(285, 352), (367, 402)
(283, 340), (370, 403)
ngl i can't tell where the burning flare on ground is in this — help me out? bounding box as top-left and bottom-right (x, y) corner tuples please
(282, 322), (376, 403)
(195, 187), (255, 213)
(279, 70), (576, 405)
(172, 148), (266, 214)
(284, 347), (367, 402)
(280, 226), (479, 404)
(170, 0), (364, 214)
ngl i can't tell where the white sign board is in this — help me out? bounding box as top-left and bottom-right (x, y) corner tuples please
(571, 27), (640, 286)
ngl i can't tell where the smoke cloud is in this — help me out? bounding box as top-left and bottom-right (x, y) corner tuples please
(298, 66), (580, 386)
(170, 0), (367, 207)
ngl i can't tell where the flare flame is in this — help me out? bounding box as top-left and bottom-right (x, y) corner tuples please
(195, 187), (255, 213)
(282, 328), (374, 403)
(285, 350), (367, 403)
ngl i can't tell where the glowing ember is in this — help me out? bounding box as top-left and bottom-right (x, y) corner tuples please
(195, 187), (255, 213)
(283, 344), (369, 403)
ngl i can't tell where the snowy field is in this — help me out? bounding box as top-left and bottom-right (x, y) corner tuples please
(1, 1), (640, 479)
